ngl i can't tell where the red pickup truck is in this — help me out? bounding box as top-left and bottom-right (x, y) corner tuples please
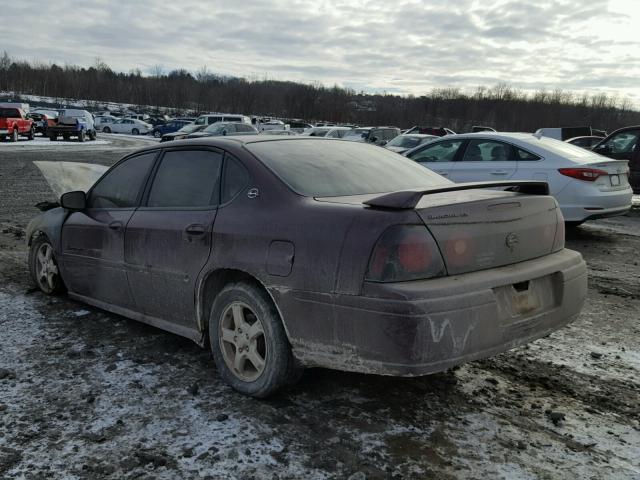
(0, 107), (35, 142)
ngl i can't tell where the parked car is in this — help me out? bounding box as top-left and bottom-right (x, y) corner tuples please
(301, 126), (347, 137)
(342, 126), (400, 146)
(592, 126), (640, 193)
(94, 115), (118, 131)
(325, 127), (353, 139)
(384, 134), (437, 154)
(404, 126), (456, 136)
(48, 109), (97, 142)
(260, 130), (298, 136)
(535, 126), (604, 141)
(286, 121), (313, 134)
(0, 107), (34, 142)
(566, 136), (604, 149)
(185, 122), (258, 139)
(124, 113), (150, 122)
(150, 119), (193, 138)
(102, 118), (152, 135)
(404, 132), (633, 224)
(26, 112), (50, 135)
(257, 120), (289, 132)
(26, 137), (587, 397)
(160, 124), (207, 142)
(194, 114), (252, 127)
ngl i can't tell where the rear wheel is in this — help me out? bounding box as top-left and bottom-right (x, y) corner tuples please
(29, 236), (65, 295)
(49, 133), (57, 141)
(131, 128), (139, 135)
(10, 129), (18, 142)
(103, 126), (111, 133)
(88, 130), (96, 141)
(27, 126), (35, 140)
(209, 282), (301, 397)
(153, 130), (162, 138)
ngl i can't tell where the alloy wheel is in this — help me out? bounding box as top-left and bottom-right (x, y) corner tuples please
(219, 302), (267, 382)
(35, 242), (59, 294)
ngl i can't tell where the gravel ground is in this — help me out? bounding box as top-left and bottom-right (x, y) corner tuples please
(0, 137), (639, 479)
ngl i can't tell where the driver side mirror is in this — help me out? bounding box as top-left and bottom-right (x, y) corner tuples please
(60, 191), (86, 210)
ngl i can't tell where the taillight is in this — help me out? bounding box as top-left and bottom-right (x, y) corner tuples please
(366, 225), (445, 282)
(558, 168), (608, 182)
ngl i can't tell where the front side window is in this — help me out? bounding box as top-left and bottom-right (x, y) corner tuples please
(147, 150), (222, 208)
(461, 140), (514, 162)
(408, 140), (464, 163)
(88, 152), (156, 208)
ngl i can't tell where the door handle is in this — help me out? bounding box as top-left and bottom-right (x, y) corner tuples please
(490, 170), (508, 175)
(108, 221), (123, 230)
(184, 224), (206, 235)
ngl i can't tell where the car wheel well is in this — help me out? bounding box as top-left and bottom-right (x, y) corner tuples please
(199, 269), (284, 343)
(28, 230), (45, 246)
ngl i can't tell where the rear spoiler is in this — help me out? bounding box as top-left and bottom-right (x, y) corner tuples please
(363, 181), (549, 209)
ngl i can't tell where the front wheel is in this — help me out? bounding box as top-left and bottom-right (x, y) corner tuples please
(78, 130), (86, 142)
(88, 130), (96, 141)
(29, 236), (65, 295)
(102, 126), (111, 133)
(131, 128), (139, 135)
(209, 282), (301, 397)
(10, 129), (18, 142)
(153, 130), (162, 138)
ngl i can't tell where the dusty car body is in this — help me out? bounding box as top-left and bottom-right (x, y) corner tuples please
(27, 137), (588, 397)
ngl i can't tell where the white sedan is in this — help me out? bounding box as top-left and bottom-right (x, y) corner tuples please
(102, 118), (152, 135)
(404, 132), (633, 224)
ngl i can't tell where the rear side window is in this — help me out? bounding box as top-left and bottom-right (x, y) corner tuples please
(89, 152), (156, 208)
(221, 155), (249, 203)
(225, 117), (242, 123)
(516, 148), (540, 160)
(147, 150), (222, 207)
(408, 140), (464, 163)
(461, 140), (514, 162)
(208, 116), (223, 124)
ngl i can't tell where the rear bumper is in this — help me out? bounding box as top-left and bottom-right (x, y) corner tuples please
(557, 186), (633, 222)
(274, 249), (587, 376)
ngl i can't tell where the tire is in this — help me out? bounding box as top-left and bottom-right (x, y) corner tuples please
(78, 130), (86, 142)
(0, 136), (5, 142)
(29, 236), (65, 295)
(153, 130), (162, 138)
(10, 129), (18, 142)
(209, 281), (301, 397)
(63, 134), (70, 141)
(49, 134), (57, 141)
(27, 126), (35, 140)
(103, 126), (111, 134)
(131, 128), (139, 135)
(88, 130), (96, 141)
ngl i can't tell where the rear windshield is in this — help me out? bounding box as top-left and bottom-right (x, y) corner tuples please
(0, 108), (20, 118)
(246, 139), (450, 197)
(529, 136), (604, 161)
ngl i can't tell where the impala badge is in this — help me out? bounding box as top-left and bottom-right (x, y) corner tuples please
(505, 232), (519, 251)
(247, 188), (260, 199)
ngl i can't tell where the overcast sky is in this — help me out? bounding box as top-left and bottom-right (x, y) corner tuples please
(5, 0), (640, 105)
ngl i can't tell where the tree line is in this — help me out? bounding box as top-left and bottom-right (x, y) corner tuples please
(1, 51), (639, 132)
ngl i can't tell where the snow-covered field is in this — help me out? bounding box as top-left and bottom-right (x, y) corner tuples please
(0, 137), (111, 148)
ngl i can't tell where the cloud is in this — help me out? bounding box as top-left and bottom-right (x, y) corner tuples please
(3, 0), (640, 105)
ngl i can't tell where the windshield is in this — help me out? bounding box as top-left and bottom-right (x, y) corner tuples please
(176, 124), (199, 133)
(387, 135), (430, 148)
(203, 124), (227, 133)
(246, 139), (450, 197)
(343, 128), (370, 140)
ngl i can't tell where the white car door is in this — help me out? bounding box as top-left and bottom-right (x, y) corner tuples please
(405, 138), (465, 178)
(448, 139), (518, 183)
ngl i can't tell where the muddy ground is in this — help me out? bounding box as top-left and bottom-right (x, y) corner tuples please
(0, 136), (639, 479)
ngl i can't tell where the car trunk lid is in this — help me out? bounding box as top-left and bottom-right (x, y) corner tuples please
(413, 189), (559, 275)
(587, 159), (630, 191)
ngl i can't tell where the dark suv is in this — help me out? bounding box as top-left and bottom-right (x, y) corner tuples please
(593, 126), (640, 192)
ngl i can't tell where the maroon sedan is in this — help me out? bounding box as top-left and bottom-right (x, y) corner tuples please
(27, 137), (587, 397)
